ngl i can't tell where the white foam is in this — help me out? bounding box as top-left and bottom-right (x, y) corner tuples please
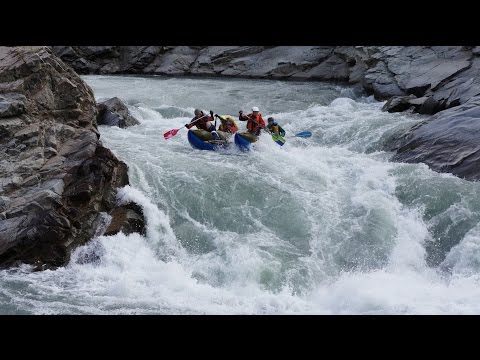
(115, 185), (183, 260)
(442, 223), (480, 276)
(310, 268), (480, 314)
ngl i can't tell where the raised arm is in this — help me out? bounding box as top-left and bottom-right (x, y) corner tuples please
(238, 110), (249, 121)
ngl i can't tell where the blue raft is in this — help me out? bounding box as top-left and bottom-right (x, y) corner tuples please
(187, 130), (231, 151)
(234, 132), (258, 151)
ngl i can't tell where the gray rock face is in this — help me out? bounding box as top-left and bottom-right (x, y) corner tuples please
(97, 97), (140, 128)
(0, 47), (145, 269)
(146, 46), (201, 75)
(430, 57), (480, 109)
(382, 95), (417, 112)
(51, 46), (480, 117)
(386, 95), (480, 181)
(51, 46), (166, 74)
(0, 93), (26, 118)
(52, 46), (349, 80)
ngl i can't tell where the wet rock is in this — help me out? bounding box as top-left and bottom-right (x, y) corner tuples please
(387, 95), (480, 181)
(74, 239), (106, 266)
(417, 97), (442, 115)
(96, 97), (140, 128)
(383, 95), (442, 115)
(0, 46), (145, 269)
(104, 202), (145, 236)
(382, 95), (417, 112)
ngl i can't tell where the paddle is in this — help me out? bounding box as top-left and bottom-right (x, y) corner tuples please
(268, 130), (311, 145)
(271, 131), (311, 144)
(294, 131), (312, 138)
(261, 126), (285, 146)
(163, 114), (208, 140)
(271, 133), (286, 146)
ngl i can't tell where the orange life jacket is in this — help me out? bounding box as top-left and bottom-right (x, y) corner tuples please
(242, 113), (265, 134)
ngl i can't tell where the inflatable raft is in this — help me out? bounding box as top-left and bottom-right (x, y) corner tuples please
(187, 129), (231, 151)
(234, 132), (258, 151)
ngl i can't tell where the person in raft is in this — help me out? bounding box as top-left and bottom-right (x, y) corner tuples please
(266, 117), (286, 137)
(238, 106), (266, 136)
(185, 109), (220, 140)
(216, 115), (239, 134)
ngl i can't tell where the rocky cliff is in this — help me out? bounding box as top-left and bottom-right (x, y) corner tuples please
(52, 46), (480, 116)
(0, 47), (144, 269)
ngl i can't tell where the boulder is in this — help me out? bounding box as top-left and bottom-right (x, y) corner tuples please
(387, 95), (480, 181)
(96, 97), (140, 128)
(382, 95), (417, 112)
(382, 95), (442, 114)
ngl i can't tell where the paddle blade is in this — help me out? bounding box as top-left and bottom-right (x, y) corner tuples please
(272, 133), (286, 146)
(294, 131), (312, 138)
(164, 128), (180, 140)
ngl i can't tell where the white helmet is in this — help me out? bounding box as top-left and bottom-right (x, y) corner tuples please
(252, 106), (259, 112)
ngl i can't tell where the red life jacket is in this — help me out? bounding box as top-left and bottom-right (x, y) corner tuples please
(244, 113), (265, 134)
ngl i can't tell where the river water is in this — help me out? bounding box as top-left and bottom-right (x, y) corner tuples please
(1, 75), (480, 314)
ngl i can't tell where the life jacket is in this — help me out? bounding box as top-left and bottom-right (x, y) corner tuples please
(217, 115), (239, 134)
(242, 113), (265, 135)
(267, 122), (285, 137)
(187, 114), (215, 131)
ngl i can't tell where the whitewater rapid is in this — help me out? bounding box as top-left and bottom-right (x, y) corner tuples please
(1, 75), (480, 314)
